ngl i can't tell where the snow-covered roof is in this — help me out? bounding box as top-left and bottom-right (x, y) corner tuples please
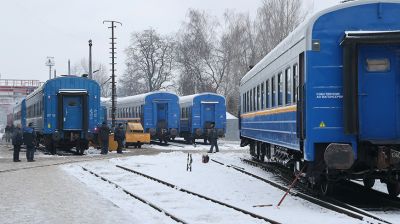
(103, 91), (178, 106)
(241, 0), (399, 85)
(179, 92), (225, 105)
(226, 112), (238, 120)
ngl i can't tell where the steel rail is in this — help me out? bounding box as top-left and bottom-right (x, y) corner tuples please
(116, 164), (281, 224)
(211, 158), (392, 224)
(81, 166), (187, 224)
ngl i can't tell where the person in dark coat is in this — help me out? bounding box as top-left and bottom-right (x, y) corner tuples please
(12, 124), (23, 162)
(23, 123), (36, 162)
(5, 125), (11, 143)
(99, 122), (111, 154)
(114, 123), (125, 154)
(208, 123), (219, 153)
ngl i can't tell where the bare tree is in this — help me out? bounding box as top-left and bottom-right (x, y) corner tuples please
(71, 58), (111, 97)
(219, 11), (258, 114)
(176, 9), (226, 95)
(255, 0), (304, 59)
(122, 28), (175, 94)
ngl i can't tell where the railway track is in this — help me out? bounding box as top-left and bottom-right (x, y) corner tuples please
(211, 158), (393, 224)
(115, 164), (281, 224)
(80, 166), (188, 224)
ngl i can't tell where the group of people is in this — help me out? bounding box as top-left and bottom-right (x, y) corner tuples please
(11, 123), (36, 162)
(98, 122), (125, 155)
(10, 121), (219, 160)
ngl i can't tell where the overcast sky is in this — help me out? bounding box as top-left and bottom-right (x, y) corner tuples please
(0, 0), (340, 82)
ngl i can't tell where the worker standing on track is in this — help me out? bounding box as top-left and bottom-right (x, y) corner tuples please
(208, 123), (219, 153)
(23, 123), (36, 162)
(12, 124), (23, 162)
(114, 123), (125, 154)
(99, 122), (111, 155)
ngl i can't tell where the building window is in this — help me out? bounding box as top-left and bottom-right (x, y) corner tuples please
(285, 67), (292, 105)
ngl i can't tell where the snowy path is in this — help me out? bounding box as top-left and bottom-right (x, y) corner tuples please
(71, 164), (268, 224)
(0, 166), (136, 224)
(63, 152), (368, 224)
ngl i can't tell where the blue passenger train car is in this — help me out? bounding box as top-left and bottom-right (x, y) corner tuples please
(239, 0), (400, 196)
(179, 93), (226, 143)
(12, 99), (26, 128)
(104, 91), (180, 142)
(22, 76), (101, 154)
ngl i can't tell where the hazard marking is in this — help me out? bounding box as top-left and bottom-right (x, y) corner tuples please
(319, 121), (326, 128)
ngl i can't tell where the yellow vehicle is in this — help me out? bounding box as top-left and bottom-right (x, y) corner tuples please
(125, 119), (150, 148)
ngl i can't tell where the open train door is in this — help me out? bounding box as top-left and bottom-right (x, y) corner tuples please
(201, 102), (216, 126)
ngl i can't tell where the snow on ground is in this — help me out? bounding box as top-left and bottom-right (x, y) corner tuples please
(146, 139), (247, 152)
(211, 152), (400, 224)
(0, 166), (136, 224)
(63, 151), (368, 224)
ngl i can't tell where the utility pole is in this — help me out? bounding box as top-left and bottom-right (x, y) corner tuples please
(54, 69), (57, 79)
(45, 57), (55, 80)
(88, 39), (93, 79)
(103, 20), (122, 128)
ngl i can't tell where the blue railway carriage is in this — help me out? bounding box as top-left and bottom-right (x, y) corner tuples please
(12, 99), (26, 128)
(179, 93), (226, 143)
(239, 0), (400, 197)
(24, 76), (100, 154)
(104, 91), (180, 143)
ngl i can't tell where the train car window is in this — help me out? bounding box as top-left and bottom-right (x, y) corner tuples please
(366, 58), (390, 72)
(293, 64), (299, 103)
(245, 92), (248, 112)
(278, 72), (283, 106)
(253, 87), (256, 111)
(285, 67), (292, 105)
(261, 83), (265, 110)
(68, 100), (77, 106)
(249, 90), (253, 112)
(266, 79), (270, 108)
(272, 76), (276, 107)
(256, 85), (260, 111)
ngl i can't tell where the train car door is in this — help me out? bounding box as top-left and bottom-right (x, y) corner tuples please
(201, 102), (216, 127)
(63, 96), (83, 130)
(156, 102), (168, 128)
(358, 45), (399, 142)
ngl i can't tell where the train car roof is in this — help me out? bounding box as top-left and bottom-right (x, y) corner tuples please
(240, 0), (400, 85)
(26, 76), (98, 101)
(103, 91), (178, 106)
(179, 92), (225, 105)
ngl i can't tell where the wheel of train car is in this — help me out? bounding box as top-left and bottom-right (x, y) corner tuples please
(386, 182), (400, 198)
(138, 144), (142, 148)
(363, 178), (375, 189)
